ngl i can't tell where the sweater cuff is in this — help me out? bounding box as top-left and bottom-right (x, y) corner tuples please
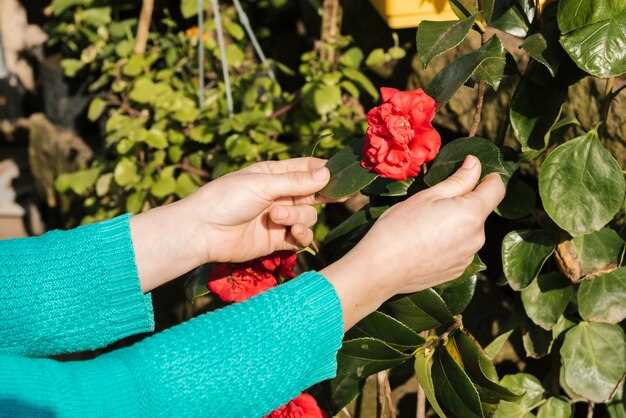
(94, 214), (155, 340)
(293, 271), (345, 384)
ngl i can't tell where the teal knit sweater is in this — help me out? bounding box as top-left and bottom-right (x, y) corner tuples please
(0, 215), (344, 417)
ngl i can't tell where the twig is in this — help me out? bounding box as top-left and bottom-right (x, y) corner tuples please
(417, 384), (426, 418)
(320, 0), (342, 64)
(377, 370), (396, 418)
(468, 80), (486, 137)
(180, 161), (210, 178)
(587, 401), (594, 418)
(134, 0), (155, 54)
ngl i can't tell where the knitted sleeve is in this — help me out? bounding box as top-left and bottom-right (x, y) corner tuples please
(0, 272), (344, 418)
(0, 214), (154, 357)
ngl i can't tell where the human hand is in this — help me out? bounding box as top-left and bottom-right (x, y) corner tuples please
(131, 158), (331, 291)
(322, 155), (506, 329)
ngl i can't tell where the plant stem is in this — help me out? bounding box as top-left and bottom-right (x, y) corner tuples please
(587, 401), (595, 418)
(416, 383), (426, 418)
(320, 0), (342, 64)
(469, 80), (486, 137)
(134, 0), (155, 54)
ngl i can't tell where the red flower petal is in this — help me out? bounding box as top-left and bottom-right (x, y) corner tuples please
(265, 393), (327, 418)
(380, 87), (400, 102)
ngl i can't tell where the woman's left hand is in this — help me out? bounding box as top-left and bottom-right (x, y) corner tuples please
(130, 158), (331, 291)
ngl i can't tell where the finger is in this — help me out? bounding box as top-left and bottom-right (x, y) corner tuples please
(270, 205), (318, 227)
(245, 158), (327, 175)
(467, 173), (506, 217)
(427, 155), (482, 199)
(261, 167), (330, 200)
(292, 194), (350, 205)
(290, 224), (314, 248)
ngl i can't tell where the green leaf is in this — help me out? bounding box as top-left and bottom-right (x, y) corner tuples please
(226, 44), (245, 68)
(424, 137), (509, 186)
(126, 190), (146, 214)
(427, 35), (505, 104)
(87, 98), (107, 121)
(495, 373), (545, 418)
(387, 289), (455, 333)
(552, 315), (577, 341)
(432, 346), (485, 418)
(349, 311), (425, 351)
(496, 176), (537, 219)
(330, 373), (362, 413)
(415, 347), (447, 418)
(490, 0), (532, 37)
(342, 68), (378, 99)
(455, 332), (521, 403)
(558, 0), (626, 77)
(313, 84), (342, 115)
(560, 322), (626, 402)
(319, 140), (378, 199)
(607, 385), (626, 418)
(539, 130), (626, 236)
(181, 0), (209, 18)
(509, 76), (568, 157)
(520, 33), (560, 77)
(501, 230), (555, 290)
(48, 0), (84, 15)
(114, 158), (139, 187)
(416, 16), (476, 68)
(362, 177), (414, 197)
(150, 167), (176, 198)
(144, 129), (168, 149)
(472, 38), (507, 90)
(558, 228), (624, 280)
(436, 275), (477, 315)
(522, 324), (553, 359)
(55, 168), (101, 195)
(339, 47), (364, 68)
(175, 173), (199, 199)
(129, 77), (156, 103)
(338, 337), (411, 379)
(521, 273), (575, 330)
(324, 205), (387, 244)
(61, 59), (85, 77)
(123, 54), (146, 77)
(485, 330), (514, 360)
(537, 397), (572, 418)
(578, 267), (626, 324)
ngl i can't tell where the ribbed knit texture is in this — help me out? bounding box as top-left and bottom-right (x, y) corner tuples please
(0, 215), (344, 417)
(0, 214), (154, 357)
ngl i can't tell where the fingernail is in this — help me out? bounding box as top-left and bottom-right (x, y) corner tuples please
(274, 206), (287, 219)
(313, 167), (329, 182)
(462, 155), (477, 169)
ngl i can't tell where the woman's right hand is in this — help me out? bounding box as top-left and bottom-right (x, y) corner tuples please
(322, 155), (506, 329)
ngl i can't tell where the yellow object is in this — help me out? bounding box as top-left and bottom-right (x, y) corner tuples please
(370, 0), (457, 29)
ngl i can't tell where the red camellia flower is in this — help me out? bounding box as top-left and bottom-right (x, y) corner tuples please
(265, 393), (327, 418)
(208, 252), (297, 302)
(260, 251), (298, 279)
(361, 87), (441, 180)
(208, 263), (277, 303)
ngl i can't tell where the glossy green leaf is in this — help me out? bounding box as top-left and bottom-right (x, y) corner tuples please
(424, 137), (508, 186)
(387, 289), (455, 333)
(520, 33), (560, 77)
(578, 267), (626, 324)
(496, 176), (536, 219)
(539, 130), (626, 236)
(495, 373), (545, 418)
(521, 273), (575, 330)
(472, 37), (506, 90)
(330, 373), (362, 413)
(362, 177), (414, 197)
(455, 332), (521, 403)
(490, 0), (533, 37)
(432, 347), (485, 418)
(349, 311), (425, 351)
(319, 141), (378, 199)
(560, 322), (626, 402)
(485, 330), (514, 360)
(324, 205), (387, 244)
(552, 315), (577, 341)
(502, 230), (555, 290)
(608, 385), (626, 418)
(510, 76), (568, 157)
(559, 228), (624, 279)
(537, 397), (572, 418)
(558, 0), (626, 77)
(427, 36), (505, 105)
(338, 337), (411, 379)
(522, 324), (553, 359)
(437, 275), (478, 315)
(416, 16), (476, 68)
(415, 347), (447, 418)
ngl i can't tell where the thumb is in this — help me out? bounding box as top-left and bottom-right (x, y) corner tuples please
(261, 166), (330, 199)
(428, 155), (481, 199)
